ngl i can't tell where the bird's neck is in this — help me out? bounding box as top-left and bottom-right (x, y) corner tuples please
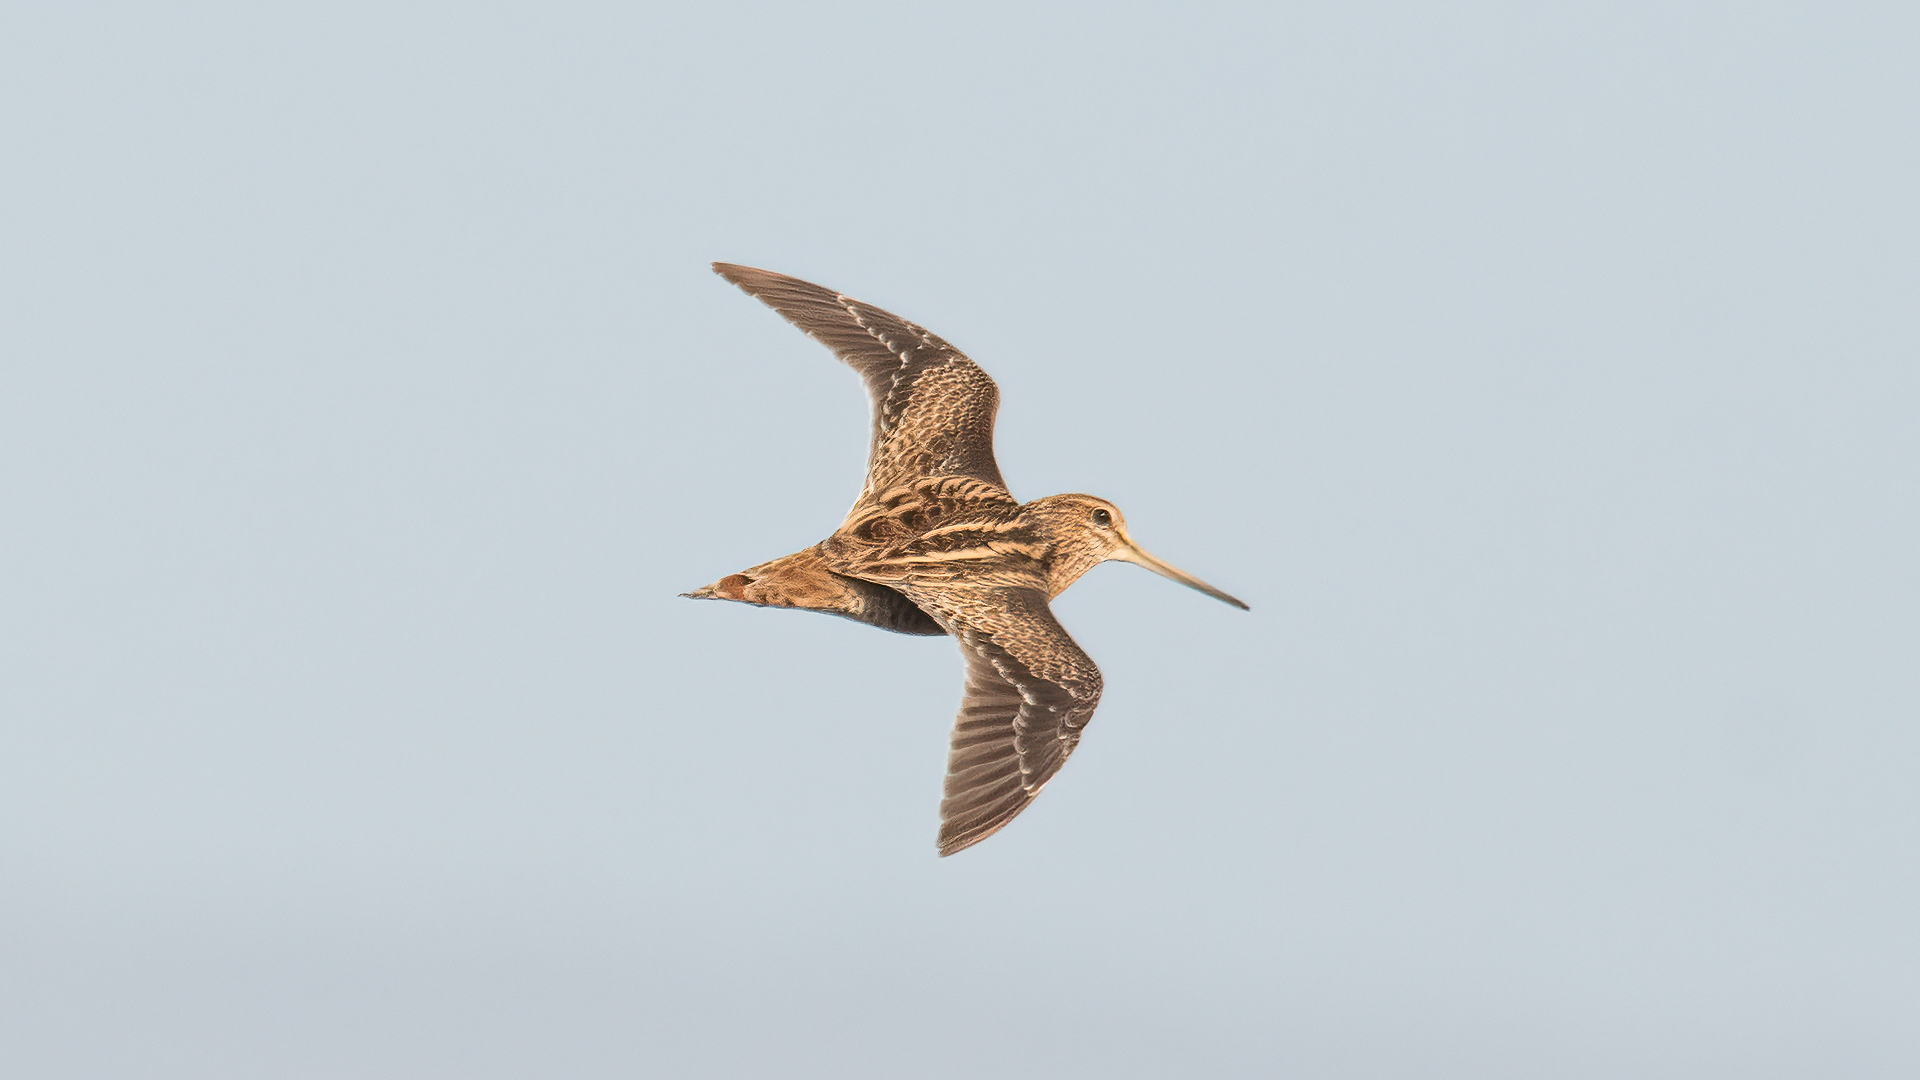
(1039, 535), (1106, 599)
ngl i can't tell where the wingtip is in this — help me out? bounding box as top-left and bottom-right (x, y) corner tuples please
(713, 261), (802, 300)
(711, 261), (768, 286)
(935, 828), (997, 858)
(935, 808), (1025, 857)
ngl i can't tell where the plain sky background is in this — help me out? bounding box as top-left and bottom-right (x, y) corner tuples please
(3, 2), (1916, 1077)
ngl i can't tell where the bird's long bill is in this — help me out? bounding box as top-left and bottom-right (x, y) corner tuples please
(1116, 535), (1250, 610)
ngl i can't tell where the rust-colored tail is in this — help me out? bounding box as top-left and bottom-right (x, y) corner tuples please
(684, 545), (947, 637)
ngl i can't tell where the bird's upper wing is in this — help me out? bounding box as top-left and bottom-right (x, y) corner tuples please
(713, 263), (1008, 509)
(912, 586), (1104, 856)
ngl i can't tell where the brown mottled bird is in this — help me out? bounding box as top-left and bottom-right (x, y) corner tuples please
(686, 264), (1247, 856)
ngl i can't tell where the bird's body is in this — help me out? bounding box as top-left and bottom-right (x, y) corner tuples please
(686, 264), (1246, 855)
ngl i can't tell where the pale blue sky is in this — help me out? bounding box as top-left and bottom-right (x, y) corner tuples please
(3, 3), (1916, 1077)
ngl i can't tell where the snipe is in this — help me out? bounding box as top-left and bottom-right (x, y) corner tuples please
(686, 264), (1247, 855)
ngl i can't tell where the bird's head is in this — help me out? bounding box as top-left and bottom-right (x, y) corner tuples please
(1031, 494), (1248, 609)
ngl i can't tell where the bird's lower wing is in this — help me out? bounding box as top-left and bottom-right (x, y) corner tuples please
(918, 587), (1104, 856)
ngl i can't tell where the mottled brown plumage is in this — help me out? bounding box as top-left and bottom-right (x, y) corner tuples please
(685, 264), (1247, 856)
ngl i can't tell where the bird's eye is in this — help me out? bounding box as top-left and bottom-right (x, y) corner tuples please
(1092, 508), (1112, 527)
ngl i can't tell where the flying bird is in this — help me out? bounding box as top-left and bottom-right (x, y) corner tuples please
(685, 264), (1247, 855)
